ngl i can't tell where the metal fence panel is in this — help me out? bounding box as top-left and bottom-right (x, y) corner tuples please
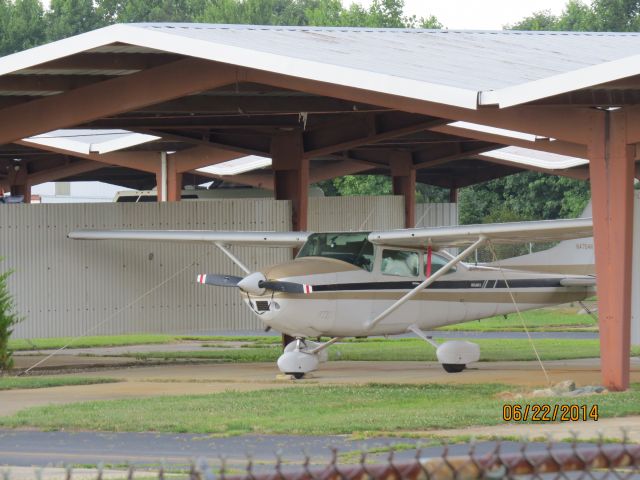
(0, 200), (292, 339)
(308, 195), (405, 231)
(415, 202), (459, 228)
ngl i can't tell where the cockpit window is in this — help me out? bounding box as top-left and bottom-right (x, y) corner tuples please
(381, 249), (420, 277)
(297, 232), (374, 271)
(425, 253), (456, 276)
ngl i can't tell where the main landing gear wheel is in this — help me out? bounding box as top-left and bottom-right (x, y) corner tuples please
(290, 372), (305, 380)
(442, 363), (466, 373)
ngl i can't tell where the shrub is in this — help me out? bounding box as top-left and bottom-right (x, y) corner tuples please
(0, 260), (22, 373)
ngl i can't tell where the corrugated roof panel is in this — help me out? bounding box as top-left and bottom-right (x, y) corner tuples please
(132, 24), (640, 92)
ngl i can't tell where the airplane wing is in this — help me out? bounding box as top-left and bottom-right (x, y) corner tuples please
(68, 230), (310, 247)
(369, 218), (593, 249)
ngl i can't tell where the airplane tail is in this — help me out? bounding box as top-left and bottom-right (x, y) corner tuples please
(487, 202), (595, 275)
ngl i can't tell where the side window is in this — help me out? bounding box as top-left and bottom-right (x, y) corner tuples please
(381, 250), (420, 277)
(425, 253), (455, 276)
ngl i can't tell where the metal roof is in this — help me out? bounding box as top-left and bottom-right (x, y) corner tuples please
(3, 23), (640, 109)
(479, 146), (588, 170)
(24, 129), (159, 154)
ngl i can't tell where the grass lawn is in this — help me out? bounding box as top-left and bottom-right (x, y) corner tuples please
(0, 376), (118, 390)
(1, 383), (637, 435)
(438, 308), (597, 332)
(126, 338), (640, 363)
(7, 334), (281, 351)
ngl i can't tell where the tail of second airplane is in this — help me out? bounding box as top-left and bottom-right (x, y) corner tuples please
(487, 202), (595, 275)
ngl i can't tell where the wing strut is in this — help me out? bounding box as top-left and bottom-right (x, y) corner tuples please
(214, 242), (251, 274)
(364, 236), (487, 330)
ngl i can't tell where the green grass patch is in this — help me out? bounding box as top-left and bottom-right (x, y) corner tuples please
(0, 376), (119, 390)
(8, 334), (281, 351)
(1, 383), (638, 435)
(127, 339), (640, 363)
(438, 308), (597, 332)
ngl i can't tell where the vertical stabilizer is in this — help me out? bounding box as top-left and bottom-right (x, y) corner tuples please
(488, 202), (595, 275)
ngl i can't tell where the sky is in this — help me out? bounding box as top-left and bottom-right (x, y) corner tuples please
(345, 0), (570, 30)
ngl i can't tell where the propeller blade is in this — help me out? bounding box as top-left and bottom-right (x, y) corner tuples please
(259, 280), (311, 294)
(196, 274), (242, 287)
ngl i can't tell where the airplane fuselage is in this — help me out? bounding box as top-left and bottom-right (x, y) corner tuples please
(242, 255), (595, 338)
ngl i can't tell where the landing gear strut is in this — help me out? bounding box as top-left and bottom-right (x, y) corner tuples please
(407, 324), (480, 373)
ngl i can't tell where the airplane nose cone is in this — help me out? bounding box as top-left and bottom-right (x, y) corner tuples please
(237, 272), (266, 295)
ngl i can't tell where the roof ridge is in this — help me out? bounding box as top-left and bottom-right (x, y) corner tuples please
(130, 23), (640, 36)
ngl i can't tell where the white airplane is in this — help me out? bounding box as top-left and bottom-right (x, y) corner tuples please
(69, 217), (595, 378)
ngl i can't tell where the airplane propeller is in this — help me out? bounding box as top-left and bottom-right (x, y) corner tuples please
(197, 272), (308, 295)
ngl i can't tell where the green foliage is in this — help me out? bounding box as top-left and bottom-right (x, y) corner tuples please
(458, 172), (591, 225)
(0, 262), (22, 373)
(509, 0), (640, 32)
(0, 0), (45, 56)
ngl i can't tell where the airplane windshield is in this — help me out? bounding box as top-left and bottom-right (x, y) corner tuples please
(297, 232), (374, 271)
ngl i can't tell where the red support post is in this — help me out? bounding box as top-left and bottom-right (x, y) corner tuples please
(449, 187), (458, 203)
(390, 151), (416, 228)
(588, 109), (635, 391)
(271, 131), (308, 231)
(167, 155), (182, 202)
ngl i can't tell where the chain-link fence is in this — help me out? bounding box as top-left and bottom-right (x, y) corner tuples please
(4, 437), (639, 480)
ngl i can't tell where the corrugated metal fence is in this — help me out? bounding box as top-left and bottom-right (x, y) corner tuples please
(0, 197), (456, 338)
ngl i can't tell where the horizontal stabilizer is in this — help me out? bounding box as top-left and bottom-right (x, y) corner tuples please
(559, 277), (597, 287)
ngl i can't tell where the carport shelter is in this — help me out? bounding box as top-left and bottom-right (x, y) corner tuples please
(0, 24), (637, 389)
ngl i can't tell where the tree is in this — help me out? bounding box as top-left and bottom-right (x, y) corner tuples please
(0, 261), (21, 373)
(46, 0), (104, 42)
(458, 172), (590, 225)
(0, 0), (45, 56)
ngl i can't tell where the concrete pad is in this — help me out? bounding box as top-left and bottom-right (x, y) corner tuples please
(58, 358), (640, 387)
(0, 467), (130, 480)
(2, 358), (638, 418)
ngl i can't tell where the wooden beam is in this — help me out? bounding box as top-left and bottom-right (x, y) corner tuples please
(0, 58), (235, 145)
(15, 140), (159, 173)
(0, 75), (114, 92)
(243, 68), (592, 145)
(588, 108), (635, 391)
(412, 142), (497, 168)
(28, 160), (103, 185)
(303, 112), (445, 159)
(193, 169), (274, 190)
(390, 151), (415, 228)
(431, 124), (588, 159)
(25, 52), (182, 72)
(139, 95), (386, 115)
(309, 159), (375, 183)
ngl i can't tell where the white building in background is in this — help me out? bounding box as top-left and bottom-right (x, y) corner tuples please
(31, 181), (129, 203)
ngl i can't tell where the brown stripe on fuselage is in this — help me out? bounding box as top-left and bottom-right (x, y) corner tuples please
(498, 265), (595, 275)
(261, 290), (591, 304)
(264, 257), (359, 278)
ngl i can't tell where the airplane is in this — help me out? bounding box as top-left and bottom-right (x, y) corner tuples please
(69, 216), (596, 378)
